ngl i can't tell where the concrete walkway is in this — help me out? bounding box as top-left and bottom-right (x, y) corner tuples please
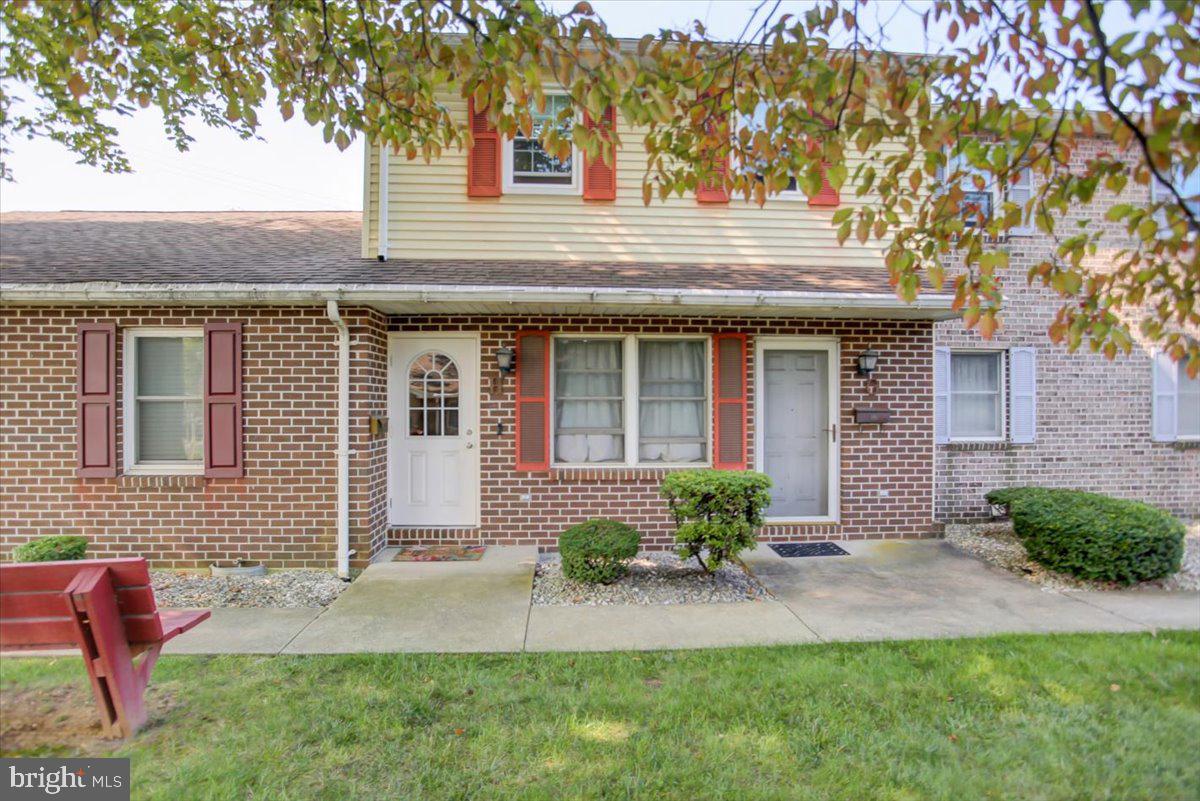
(153, 540), (1199, 655)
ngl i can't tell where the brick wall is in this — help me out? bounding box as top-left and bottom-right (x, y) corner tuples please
(934, 139), (1200, 520)
(388, 315), (938, 549)
(0, 305), (945, 565)
(0, 305), (389, 569)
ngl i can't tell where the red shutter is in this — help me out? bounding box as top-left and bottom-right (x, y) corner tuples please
(514, 330), (551, 472)
(808, 164), (840, 206)
(806, 140), (840, 207)
(76, 323), (117, 478)
(712, 333), (747, 470)
(204, 323), (243, 478)
(467, 97), (502, 197)
(583, 106), (617, 201)
(696, 92), (730, 203)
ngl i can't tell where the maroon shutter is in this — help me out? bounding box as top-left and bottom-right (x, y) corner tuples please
(514, 331), (551, 472)
(583, 106), (617, 201)
(76, 323), (117, 478)
(712, 333), (747, 470)
(204, 323), (243, 478)
(467, 97), (502, 197)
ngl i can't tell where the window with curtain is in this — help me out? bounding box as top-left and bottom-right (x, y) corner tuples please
(638, 340), (707, 462)
(950, 351), (1003, 440)
(554, 339), (624, 463)
(1178, 361), (1200, 440)
(132, 333), (204, 465)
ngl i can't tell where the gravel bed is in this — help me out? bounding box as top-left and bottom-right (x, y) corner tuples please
(945, 521), (1200, 592)
(151, 569), (348, 608)
(532, 551), (769, 606)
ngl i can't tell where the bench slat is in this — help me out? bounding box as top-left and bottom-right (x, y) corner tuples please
(2, 614), (167, 648)
(0, 586), (158, 617)
(0, 558), (151, 593)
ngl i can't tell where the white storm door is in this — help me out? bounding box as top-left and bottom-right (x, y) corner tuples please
(390, 335), (479, 526)
(756, 338), (839, 522)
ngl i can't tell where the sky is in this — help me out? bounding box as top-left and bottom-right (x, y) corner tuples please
(0, 0), (1140, 212)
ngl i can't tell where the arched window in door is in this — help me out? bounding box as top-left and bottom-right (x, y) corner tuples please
(408, 352), (460, 436)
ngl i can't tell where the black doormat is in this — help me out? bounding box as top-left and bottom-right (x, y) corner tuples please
(769, 541), (850, 558)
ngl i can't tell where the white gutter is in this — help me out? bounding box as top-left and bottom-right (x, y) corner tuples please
(325, 300), (352, 580)
(377, 144), (389, 261)
(0, 282), (959, 318)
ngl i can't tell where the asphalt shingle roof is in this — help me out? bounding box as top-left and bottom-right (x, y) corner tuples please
(0, 211), (906, 295)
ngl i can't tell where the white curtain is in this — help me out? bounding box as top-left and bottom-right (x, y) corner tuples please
(639, 340), (706, 463)
(950, 352), (1001, 438)
(555, 339), (624, 463)
(136, 336), (203, 461)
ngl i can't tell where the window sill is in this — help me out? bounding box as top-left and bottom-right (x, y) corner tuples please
(124, 465), (204, 476)
(551, 464), (709, 483)
(1170, 439), (1200, 450)
(501, 183), (581, 196)
(941, 441), (1016, 451)
(118, 473), (205, 489)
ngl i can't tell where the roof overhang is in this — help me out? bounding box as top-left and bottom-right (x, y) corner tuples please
(0, 282), (958, 320)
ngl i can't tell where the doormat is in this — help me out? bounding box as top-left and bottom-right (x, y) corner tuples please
(393, 545), (486, 562)
(769, 542), (850, 558)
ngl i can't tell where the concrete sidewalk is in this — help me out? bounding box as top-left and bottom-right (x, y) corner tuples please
(107, 540), (1200, 656)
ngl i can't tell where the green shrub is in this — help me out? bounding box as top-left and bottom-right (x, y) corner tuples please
(559, 519), (641, 584)
(986, 487), (1185, 584)
(661, 469), (772, 572)
(13, 535), (89, 563)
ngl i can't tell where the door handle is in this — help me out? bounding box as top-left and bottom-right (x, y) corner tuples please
(466, 442), (475, 449)
(823, 424), (837, 442)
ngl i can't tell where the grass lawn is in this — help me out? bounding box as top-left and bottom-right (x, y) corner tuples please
(2, 632), (1198, 800)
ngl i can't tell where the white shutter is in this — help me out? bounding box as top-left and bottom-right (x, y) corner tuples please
(1152, 351), (1178, 442)
(934, 347), (951, 445)
(1009, 347), (1037, 443)
(1008, 167), (1034, 235)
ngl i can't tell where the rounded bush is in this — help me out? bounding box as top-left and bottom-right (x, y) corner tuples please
(13, 535), (89, 563)
(559, 519), (641, 584)
(986, 487), (1185, 584)
(660, 469), (773, 572)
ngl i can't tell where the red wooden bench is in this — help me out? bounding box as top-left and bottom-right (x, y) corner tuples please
(0, 557), (209, 738)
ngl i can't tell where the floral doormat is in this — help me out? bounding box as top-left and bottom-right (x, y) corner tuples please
(392, 545), (486, 562)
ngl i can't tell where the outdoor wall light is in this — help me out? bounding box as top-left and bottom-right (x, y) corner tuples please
(856, 348), (880, 377)
(496, 346), (517, 374)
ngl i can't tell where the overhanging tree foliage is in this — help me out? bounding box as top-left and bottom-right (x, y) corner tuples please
(2, 0), (1196, 370)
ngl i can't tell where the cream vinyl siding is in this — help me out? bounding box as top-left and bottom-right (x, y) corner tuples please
(363, 93), (896, 267)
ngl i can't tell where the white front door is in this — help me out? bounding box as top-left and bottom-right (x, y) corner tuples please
(389, 335), (479, 526)
(756, 338), (840, 522)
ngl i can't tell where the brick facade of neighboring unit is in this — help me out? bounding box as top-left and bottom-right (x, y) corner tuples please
(933, 138), (1200, 521)
(1, 306), (938, 566)
(934, 252), (1200, 521)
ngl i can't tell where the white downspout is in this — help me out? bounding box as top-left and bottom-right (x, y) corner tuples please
(326, 300), (352, 579)
(377, 144), (389, 261)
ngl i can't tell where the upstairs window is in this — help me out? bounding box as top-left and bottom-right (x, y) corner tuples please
(1150, 164), (1200, 223)
(505, 92), (578, 194)
(937, 149), (1033, 233)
